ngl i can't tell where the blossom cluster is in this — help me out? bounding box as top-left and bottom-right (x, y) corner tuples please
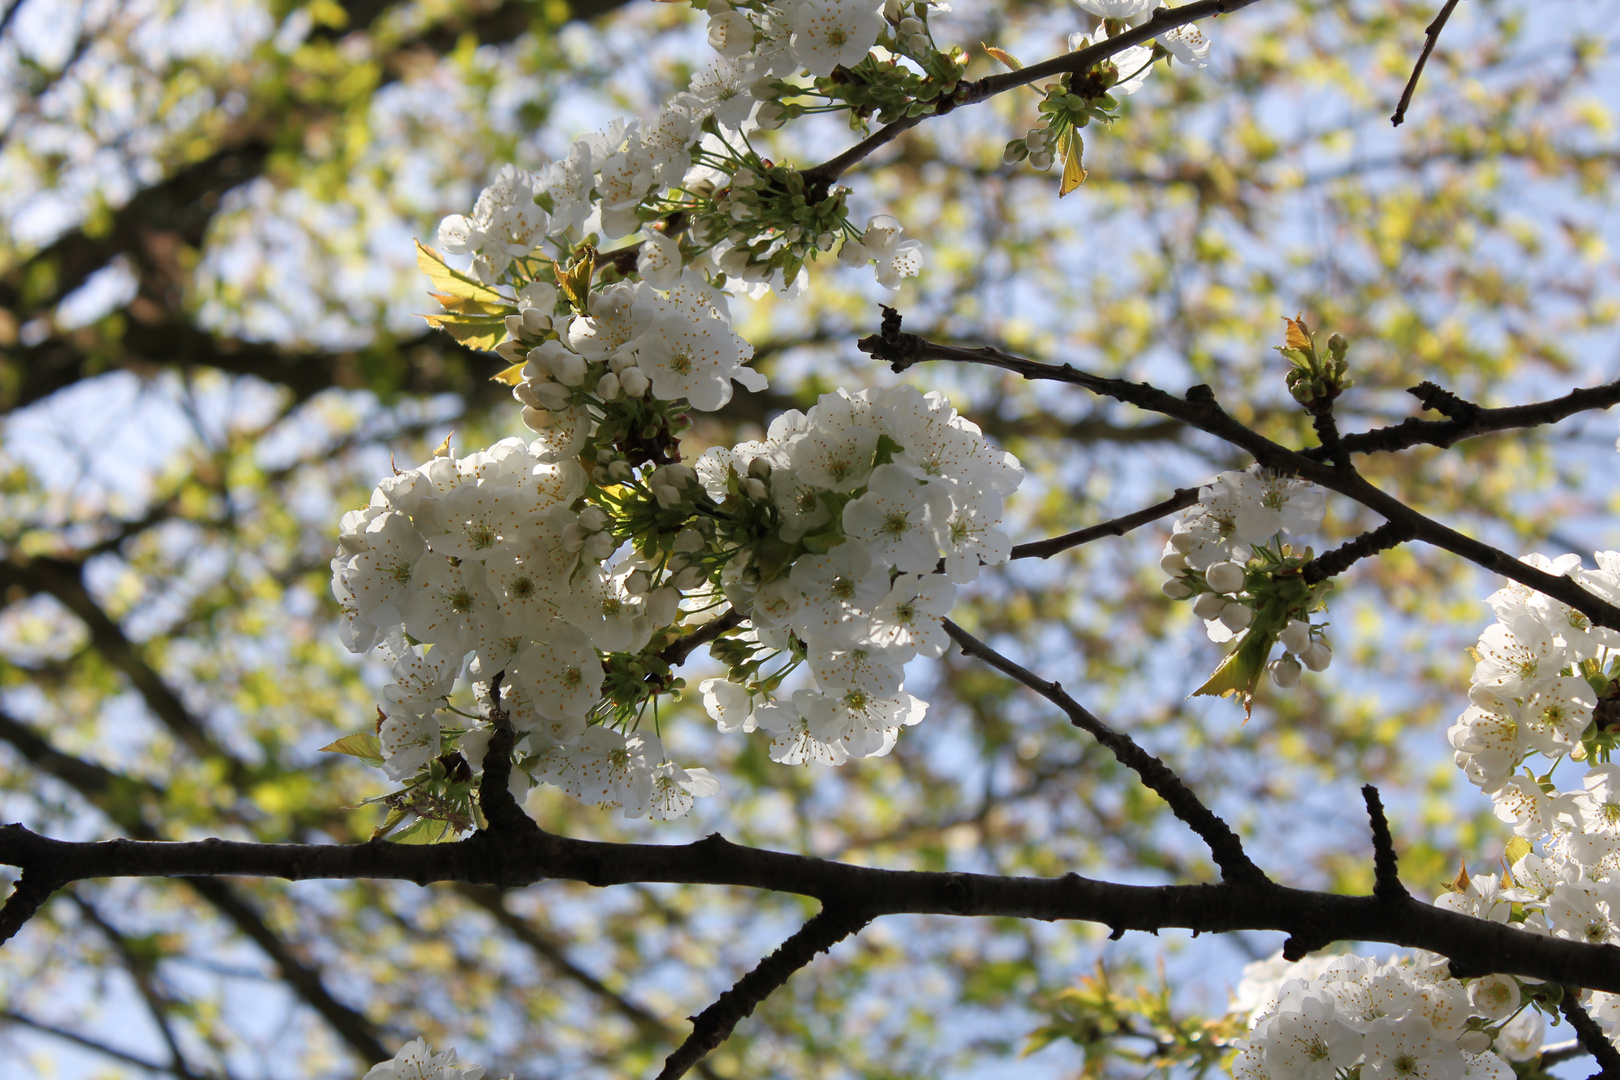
(694, 384), (1021, 764)
(433, 0), (936, 300)
(1229, 939), (1543, 1080)
(331, 378), (1020, 823)
(1229, 547), (1620, 1073)
(1160, 466), (1333, 695)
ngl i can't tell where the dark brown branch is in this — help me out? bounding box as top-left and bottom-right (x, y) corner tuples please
(1010, 488), (1201, 561)
(477, 672), (539, 837)
(942, 620), (1265, 885)
(1325, 377), (1620, 459)
(1391, 0), (1463, 127)
(0, 709), (392, 1064)
(1361, 786), (1408, 903)
(801, 0), (1265, 189)
(654, 905), (870, 1080)
(661, 608), (744, 667)
(1408, 379), (1480, 423)
(0, 871), (59, 946)
(1560, 992), (1620, 1077)
(12, 824), (1620, 994)
(859, 328), (1620, 632)
(1303, 521), (1416, 584)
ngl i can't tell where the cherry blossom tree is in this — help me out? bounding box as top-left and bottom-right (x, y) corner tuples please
(3, 0), (1620, 1078)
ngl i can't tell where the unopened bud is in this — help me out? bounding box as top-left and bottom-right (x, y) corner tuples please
(673, 527), (705, 553)
(1192, 592), (1226, 620)
(1159, 549), (1188, 575)
(1162, 578), (1193, 600)
(1270, 653), (1303, 688)
(743, 477), (769, 501)
(579, 506), (610, 532)
(1217, 602), (1253, 633)
(1278, 619), (1312, 655)
(672, 565), (705, 591)
(1204, 560), (1247, 595)
(619, 367), (650, 398)
(1301, 640), (1332, 672)
(584, 530), (618, 562)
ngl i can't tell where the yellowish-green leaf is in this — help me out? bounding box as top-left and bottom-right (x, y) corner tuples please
(1503, 837), (1533, 869)
(1190, 629), (1276, 720)
(421, 311), (507, 350)
(319, 733), (385, 768)
(1283, 313), (1313, 352)
(1059, 129), (1087, 197)
(391, 816), (459, 844)
(415, 240), (508, 308)
(1445, 861), (1470, 894)
(492, 361), (527, 386)
(431, 431), (454, 458)
(983, 44), (1023, 71)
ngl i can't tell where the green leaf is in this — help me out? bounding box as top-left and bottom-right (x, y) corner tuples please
(414, 241), (508, 308)
(319, 733), (384, 768)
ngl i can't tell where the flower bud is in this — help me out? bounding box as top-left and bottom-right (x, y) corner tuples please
(1301, 640), (1332, 672)
(579, 506), (609, 533)
(504, 313), (528, 339)
(1159, 548), (1187, 575)
(608, 460), (634, 481)
(1162, 578), (1193, 600)
(619, 367), (651, 398)
(883, 0), (902, 21)
(672, 565), (706, 591)
(754, 102), (785, 129)
(531, 381), (571, 411)
(625, 570), (650, 596)
(596, 372), (621, 400)
(1028, 150), (1054, 171)
(495, 339), (525, 361)
(673, 527), (705, 553)
(1456, 1030), (1492, 1056)
(1192, 592), (1227, 620)
(647, 586), (680, 626)
(550, 349), (587, 386)
(1278, 619), (1312, 655)
(898, 16), (923, 35)
(522, 307), (551, 335)
(1270, 653), (1302, 688)
(838, 239), (870, 267)
(907, 33), (929, 54)
(1169, 530), (1199, 554)
(513, 382), (543, 409)
(743, 477), (769, 502)
(1217, 602), (1253, 633)
(654, 484), (683, 510)
(1204, 560), (1247, 595)
(584, 530), (618, 562)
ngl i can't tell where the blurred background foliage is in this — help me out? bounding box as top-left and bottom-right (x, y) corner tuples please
(0, 0), (1617, 1076)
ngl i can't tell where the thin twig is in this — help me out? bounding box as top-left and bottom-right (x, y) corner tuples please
(1303, 521), (1415, 584)
(1560, 992), (1620, 1077)
(801, 0), (1265, 189)
(1010, 488), (1201, 561)
(942, 620), (1266, 885)
(859, 326), (1620, 632)
(660, 608), (744, 667)
(1391, 0), (1464, 127)
(1361, 786), (1408, 903)
(654, 906), (870, 1080)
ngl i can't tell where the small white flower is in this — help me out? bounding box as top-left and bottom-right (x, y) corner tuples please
(860, 214), (924, 288)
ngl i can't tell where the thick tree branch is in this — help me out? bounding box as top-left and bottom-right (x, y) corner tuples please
(942, 619), (1264, 885)
(0, 709), (391, 1064)
(0, 871), (59, 946)
(9, 824), (1620, 994)
(654, 906), (871, 1080)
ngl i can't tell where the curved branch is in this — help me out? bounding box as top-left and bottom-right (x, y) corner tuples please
(859, 327), (1620, 630)
(801, 0), (1266, 188)
(654, 906), (870, 1080)
(942, 619), (1264, 885)
(1010, 487), (1201, 561)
